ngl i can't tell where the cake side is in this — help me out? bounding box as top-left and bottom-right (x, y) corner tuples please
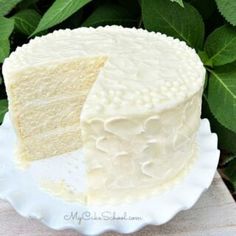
(81, 89), (202, 204)
(81, 54), (204, 120)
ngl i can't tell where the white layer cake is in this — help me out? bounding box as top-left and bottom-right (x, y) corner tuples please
(3, 26), (205, 204)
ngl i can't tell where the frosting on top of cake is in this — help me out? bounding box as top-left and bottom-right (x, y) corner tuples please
(3, 26), (205, 118)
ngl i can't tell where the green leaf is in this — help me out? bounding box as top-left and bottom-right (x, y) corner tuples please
(0, 99), (8, 124)
(214, 121), (236, 152)
(205, 25), (236, 66)
(0, 39), (10, 63)
(142, 0), (205, 49)
(187, 0), (216, 20)
(202, 95), (236, 153)
(0, 16), (14, 40)
(0, 17), (13, 62)
(0, 0), (23, 16)
(17, 0), (39, 9)
(170, 0), (184, 7)
(82, 3), (138, 27)
(198, 50), (212, 66)
(221, 154), (236, 166)
(222, 158), (236, 190)
(207, 64), (236, 133)
(12, 9), (41, 35)
(215, 0), (236, 26)
(32, 0), (93, 35)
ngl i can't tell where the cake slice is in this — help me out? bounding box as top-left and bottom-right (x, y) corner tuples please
(4, 57), (106, 161)
(3, 26), (205, 203)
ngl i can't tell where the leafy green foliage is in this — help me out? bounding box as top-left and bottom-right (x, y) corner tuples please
(221, 154), (236, 166)
(198, 51), (211, 66)
(219, 153), (236, 196)
(202, 95), (236, 153)
(142, 0), (204, 49)
(212, 119), (236, 153)
(222, 157), (236, 191)
(0, 16), (14, 39)
(205, 25), (236, 66)
(12, 9), (41, 35)
(0, 99), (8, 123)
(215, 0), (236, 26)
(32, 0), (92, 35)
(0, 39), (10, 63)
(170, 0), (184, 7)
(187, 0), (216, 20)
(17, 0), (39, 9)
(82, 3), (138, 27)
(0, 0), (23, 16)
(0, 16), (14, 63)
(207, 63), (236, 133)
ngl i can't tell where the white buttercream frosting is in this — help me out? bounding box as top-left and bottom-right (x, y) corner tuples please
(3, 26), (205, 204)
(82, 91), (202, 203)
(3, 26), (205, 116)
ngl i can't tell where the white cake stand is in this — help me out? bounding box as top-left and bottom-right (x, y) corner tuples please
(0, 113), (219, 235)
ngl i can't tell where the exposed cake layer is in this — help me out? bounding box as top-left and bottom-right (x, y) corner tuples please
(18, 96), (82, 137)
(18, 124), (82, 161)
(5, 58), (106, 160)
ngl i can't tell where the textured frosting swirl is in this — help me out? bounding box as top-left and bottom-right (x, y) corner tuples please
(3, 26), (205, 118)
(82, 91), (202, 203)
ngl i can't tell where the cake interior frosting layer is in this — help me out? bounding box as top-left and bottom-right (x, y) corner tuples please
(10, 57), (106, 161)
(18, 124), (82, 161)
(8, 57), (106, 103)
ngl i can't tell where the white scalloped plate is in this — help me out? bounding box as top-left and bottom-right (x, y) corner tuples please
(0, 113), (219, 235)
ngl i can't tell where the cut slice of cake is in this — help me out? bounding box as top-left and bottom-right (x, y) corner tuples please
(3, 26), (205, 204)
(4, 57), (106, 161)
